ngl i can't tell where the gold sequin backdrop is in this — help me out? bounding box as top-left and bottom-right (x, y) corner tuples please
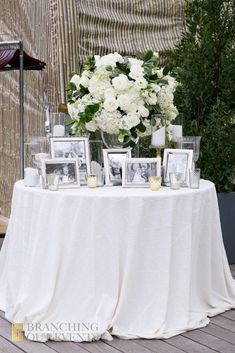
(0, 0), (184, 216)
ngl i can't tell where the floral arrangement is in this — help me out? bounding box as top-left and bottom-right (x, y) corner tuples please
(66, 51), (178, 147)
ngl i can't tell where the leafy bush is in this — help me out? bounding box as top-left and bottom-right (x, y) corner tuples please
(167, 0), (235, 192)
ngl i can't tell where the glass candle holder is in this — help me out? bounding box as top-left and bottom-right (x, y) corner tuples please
(189, 168), (200, 189)
(87, 174), (98, 188)
(169, 172), (183, 190)
(149, 176), (162, 191)
(47, 174), (60, 191)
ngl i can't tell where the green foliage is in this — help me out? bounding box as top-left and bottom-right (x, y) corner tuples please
(82, 55), (96, 71)
(167, 0), (235, 192)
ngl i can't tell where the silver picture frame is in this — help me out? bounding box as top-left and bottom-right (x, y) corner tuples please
(50, 137), (91, 184)
(41, 158), (80, 188)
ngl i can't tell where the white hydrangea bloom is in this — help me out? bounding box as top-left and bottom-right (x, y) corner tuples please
(96, 110), (122, 134)
(138, 105), (149, 118)
(151, 83), (161, 93)
(145, 93), (157, 105)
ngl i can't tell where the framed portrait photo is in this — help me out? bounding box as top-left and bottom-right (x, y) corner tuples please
(163, 149), (193, 186)
(122, 158), (160, 188)
(103, 149), (132, 186)
(42, 158), (80, 188)
(50, 137), (90, 184)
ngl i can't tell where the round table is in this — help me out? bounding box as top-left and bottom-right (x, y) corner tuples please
(0, 180), (234, 342)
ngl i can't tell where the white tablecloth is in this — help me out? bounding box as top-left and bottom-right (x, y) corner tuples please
(0, 180), (234, 342)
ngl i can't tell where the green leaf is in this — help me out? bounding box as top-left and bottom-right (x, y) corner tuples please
(82, 55), (96, 71)
(65, 82), (77, 91)
(116, 62), (130, 75)
(136, 122), (146, 133)
(135, 51), (145, 61)
(163, 66), (170, 75)
(79, 84), (89, 95)
(65, 118), (75, 125)
(144, 50), (154, 62)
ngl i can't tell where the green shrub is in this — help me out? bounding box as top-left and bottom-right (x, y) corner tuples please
(167, 0), (235, 192)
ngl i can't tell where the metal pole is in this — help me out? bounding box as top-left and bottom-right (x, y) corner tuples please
(19, 41), (24, 178)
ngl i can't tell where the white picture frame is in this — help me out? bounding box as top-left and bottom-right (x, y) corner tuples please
(163, 148), (193, 186)
(50, 137), (91, 184)
(42, 158), (80, 188)
(122, 158), (160, 188)
(103, 148), (132, 186)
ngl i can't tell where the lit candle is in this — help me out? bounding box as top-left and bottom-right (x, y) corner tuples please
(171, 125), (182, 142)
(87, 174), (97, 188)
(149, 176), (162, 191)
(24, 168), (40, 187)
(53, 124), (65, 137)
(151, 127), (165, 147)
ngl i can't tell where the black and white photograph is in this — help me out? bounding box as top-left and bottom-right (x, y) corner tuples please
(103, 149), (131, 186)
(51, 137), (90, 183)
(41, 158), (80, 188)
(122, 158), (160, 187)
(163, 149), (193, 186)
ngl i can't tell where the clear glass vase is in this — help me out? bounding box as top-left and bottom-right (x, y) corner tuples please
(100, 131), (123, 149)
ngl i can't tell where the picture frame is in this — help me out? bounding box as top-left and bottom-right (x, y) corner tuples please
(41, 158), (80, 188)
(103, 148), (132, 186)
(163, 148), (193, 186)
(50, 137), (90, 184)
(122, 158), (160, 188)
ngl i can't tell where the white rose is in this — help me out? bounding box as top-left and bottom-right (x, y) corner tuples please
(112, 74), (130, 91)
(113, 52), (124, 63)
(121, 113), (140, 130)
(85, 120), (98, 132)
(79, 75), (90, 88)
(70, 74), (80, 89)
(117, 94), (131, 109)
(138, 105), (149, 118)
(135, 77), (148, 89)
(129, 65), (144, 80)
(96, 53), (124, 68)
(104, 88), (116, 99)
(103, 98), (119, 112)
(124, 103), (138, 113)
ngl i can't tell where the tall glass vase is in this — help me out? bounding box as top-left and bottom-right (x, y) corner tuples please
(100, 131), (123, 149)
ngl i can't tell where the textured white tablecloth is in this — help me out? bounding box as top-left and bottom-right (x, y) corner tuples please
(0, 180), (234, 342)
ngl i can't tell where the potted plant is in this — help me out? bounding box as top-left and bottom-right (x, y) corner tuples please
(167, 0), (235, 263)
